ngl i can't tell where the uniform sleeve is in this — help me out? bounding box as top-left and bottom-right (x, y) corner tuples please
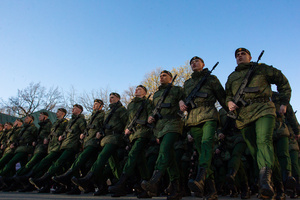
(211, 76), (228, 111)
(286, 103), (299, 135)
(79, 118), (87, 133)
(225, 73), (235, 104)
(265, 65), (291, 105)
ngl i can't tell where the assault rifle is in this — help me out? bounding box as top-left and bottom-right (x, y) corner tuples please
(127, 94), (152, 133)
(184, 62), (219, 109)
(151, 74), (177, 120)
(227, 50), (264, 119)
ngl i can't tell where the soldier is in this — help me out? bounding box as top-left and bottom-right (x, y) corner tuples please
(0, 124), (5, 156)
(225, 48), (291, 199)
(0, 115), (38, 188)
(29, 104), (86, 192)
(72, 93), (128, 196)
(141, 70), (184, 200)
(15, 112), (52, 178)
(0, 120), (23, 170)
(179, 56), (227, 200)
(0, 123), (13, 157)
(52, 99), (105, 194)
(108, 85), (153, 197)
(14, 108), (68, 192)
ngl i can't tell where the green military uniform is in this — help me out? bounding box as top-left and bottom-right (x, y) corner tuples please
(0, 126), (22, 169)
(0, 129), (7, 156)
(0, 123), (38, 176)
(184, 69), (227, 178)
(46, 113), (86, 176)
(121, 96), (153, 179)
(31, 117), (68, 178)
(151, 84), (184, 181)
(225, 62), (291, 169)
(16, 119), (52, 176)
(68, 109), (105, 176)
(90, 101), (128, 180)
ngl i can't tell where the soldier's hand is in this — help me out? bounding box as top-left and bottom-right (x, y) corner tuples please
(80, 134), (85, 140)
(0, 144), (4, 149)
(218, 133), (225, 140)
(279, 105), (287, 115)
(96, 132), (101, 139)
(58, 136), (63, 141)
(148, 116), (155, 124)
(179, 100), (188, 112)
(215, 149), (221, 154)
(32, 141), (36, 146)
(156, 138), (160, 144)
(125, 129), (131, 135)
(187, 134), (194, 142)
(228, 101), (239, 111)
(43, 138), (49, 145)
(10, 144), (14, 149)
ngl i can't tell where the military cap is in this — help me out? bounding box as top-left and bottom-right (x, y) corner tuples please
(58, 108), (67, 114)
(73, 104), (83, 111)
(5, 122), (13, 126)
(40, 111), (49, 117)
(160, 70), (173, 78)
(235, 48), (251, 57)
(94, 99), (104, 105)
(136, 85), (147, 93)
(110, 92), (121, 99)
(190, 56), (204, 65)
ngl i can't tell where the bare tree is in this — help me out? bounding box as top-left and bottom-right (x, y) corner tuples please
(121, 86), (136, 107)
(1, 82), (62, 117)
(79, 87), (111, 112)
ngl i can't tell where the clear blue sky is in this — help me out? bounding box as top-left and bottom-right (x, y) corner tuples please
(1, 0), (299, 118)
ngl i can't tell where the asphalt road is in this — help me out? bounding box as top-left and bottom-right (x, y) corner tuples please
(0, 192), (296, 200)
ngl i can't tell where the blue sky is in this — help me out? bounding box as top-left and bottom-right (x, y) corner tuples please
(0, 0), (299, 118)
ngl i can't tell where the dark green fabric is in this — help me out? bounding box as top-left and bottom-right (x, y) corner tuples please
(0, 152), (14, 169)
(16, 152), (47, 176)
(241, 115), (275, 169)
(190, 120), (217, 177)
(226, 62), (291, 129)
(15, 123), (38, 153)
(70, 146), (98, 173)
(228, 142), (247, 171)
(183, 69), (227, 126)
(123, 137), (149, 179)
(289, 150), (300, 177)
(2, 126), (22, 154)
(34, 119), (52, 154)
(274, 136), (292, 174)
(155, 132), (180, 181)
(0, 152), (28, 176)
(151, 85), (184, 138)
(47, 149), (76, 176)
(48, 118), (68, 153)
(32, 151), (61, 178)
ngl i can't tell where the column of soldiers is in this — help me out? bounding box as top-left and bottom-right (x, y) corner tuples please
(0, 47), (299, 200)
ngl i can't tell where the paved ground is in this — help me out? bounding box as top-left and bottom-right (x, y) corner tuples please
(0, 192), (297, 200)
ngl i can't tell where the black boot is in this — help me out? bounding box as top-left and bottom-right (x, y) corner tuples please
(93, 184), (108, 196)
(259, 167), (274, 198)
(141, 170), (163, 197)
(205, 179), (218, 200)
(274, 180), (286, 200)
(282, 171), (296, 196)
(226, 168), (238, 185)
(108, 173), (128, 196)
(290, 176), (300, 198)
(29, 172), (51, 190)
(167, 179), (182, 200)
(188, 167), (206, 195)
(71, 172), (93, 192)
(18, 184), (36, 192)
(2, 177), (19, 192)
(241, 181), (251, 199)
(66, 185), (81, 195)
(52, 169), (73, 186)
(230, 185), (239, 198)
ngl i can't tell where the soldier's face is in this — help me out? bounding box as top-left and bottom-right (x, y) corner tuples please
(135, 87), (146, 98)
(4, 124), (12, 130)
(56, 110), (64, 119)
(24, 116), (33, 124)
(72, 106), (82, 115)
(14, 120), (22, 127)
(109, 95), (119, 104)
(236, 51), (252, 65)
(93, 102), (101, 111)
(39, 114), (46, 122)
(160, 73), (172, 85)
(190, 59), (205, 72)
(0, 126), (3, 131)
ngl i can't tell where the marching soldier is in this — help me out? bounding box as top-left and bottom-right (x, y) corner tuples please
(180, 56), (227, 200)
(225, 48), (291, 199)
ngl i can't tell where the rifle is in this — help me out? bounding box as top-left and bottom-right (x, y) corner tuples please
(184, 62), (219, 109)
(227, 50), (264, 119)
(100, 102), (119, 137)
(151, 74), (177, 120)
(127, 94), (152, 133)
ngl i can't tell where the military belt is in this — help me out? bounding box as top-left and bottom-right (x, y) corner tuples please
(161, 115), (181, 120)
(105, 130), (122, 135)
(194, 101), (215, 107)
(245, 97), (270, 104)
(87, 124), (96, 129)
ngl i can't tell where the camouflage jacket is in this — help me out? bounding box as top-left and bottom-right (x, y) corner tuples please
(48, 118), (68, 153)
(15, 123), (38, 154)
(225, 62), (291, 129)
(151, 84), (184, 138)
(3, 126), (22, 154)
(60, 114), (86, 151)
(83, 110), (105, 148)
(100, 101), (128, 147)
(183, 69), (227, 126)
(126, 96), (153, 142)
(33, 119), (52, 154)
